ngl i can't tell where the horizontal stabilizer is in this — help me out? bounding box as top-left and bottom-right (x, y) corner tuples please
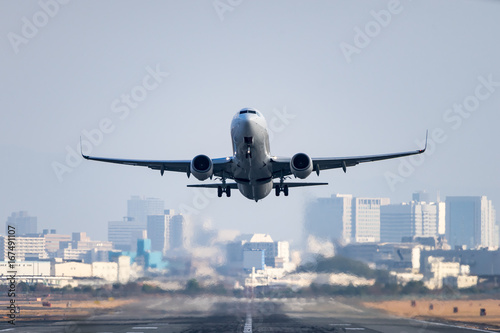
(273, 182), (328, 188)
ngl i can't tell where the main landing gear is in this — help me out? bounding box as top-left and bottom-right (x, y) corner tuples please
(217, 174), (231, 197)
(217, 185), (231, 197)
(275, 184), (289, 196)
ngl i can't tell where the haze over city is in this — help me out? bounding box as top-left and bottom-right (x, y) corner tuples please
(1, 0), (499, 245)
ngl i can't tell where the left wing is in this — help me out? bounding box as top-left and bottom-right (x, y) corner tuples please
(271, 131), (427, 177)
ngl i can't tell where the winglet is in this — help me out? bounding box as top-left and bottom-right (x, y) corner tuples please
(80, 136), (88, 159)
(419, 130), (428, 153)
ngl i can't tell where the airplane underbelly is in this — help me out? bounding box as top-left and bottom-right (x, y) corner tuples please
(238, 182), (273, 201)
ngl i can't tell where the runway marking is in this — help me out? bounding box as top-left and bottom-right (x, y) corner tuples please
(0, 329), (15, 332)
(132, 328), (157, 330)
(329, 324), (365, 330)
(411, 319), (494, 332)
(330, 323), (352, 326)
(243, 312), (252, 332)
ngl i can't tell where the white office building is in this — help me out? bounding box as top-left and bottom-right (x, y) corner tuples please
(352, 197), (390, 243)
(147, 213), (172, 255)
(0, 235), (47, 261)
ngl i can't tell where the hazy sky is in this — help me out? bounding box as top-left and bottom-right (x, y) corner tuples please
(1, 0), (499, 246)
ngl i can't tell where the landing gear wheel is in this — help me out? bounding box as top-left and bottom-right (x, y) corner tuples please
(217, 186), (223, 197)
(226, 186), (231, 197)
(275, 186), (280, 196)
(284, 185), (289, 196)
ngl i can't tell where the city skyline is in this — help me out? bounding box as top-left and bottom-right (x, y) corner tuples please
(3, 191), (498, 251)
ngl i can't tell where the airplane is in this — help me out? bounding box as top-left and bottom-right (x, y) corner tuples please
(82, 108), (427, 202)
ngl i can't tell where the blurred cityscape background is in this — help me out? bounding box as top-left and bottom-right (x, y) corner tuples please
(1, 191), (498, 294)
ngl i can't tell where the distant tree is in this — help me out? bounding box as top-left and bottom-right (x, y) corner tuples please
(123, 282), (141, 295)
(185, 279), (202, 294)
(34, 283), (50, 294)
(208, 283), (227, 295)
(401, 281), (428, 295)
(296, 255), (381, 279)
(17, 282), (29, 293)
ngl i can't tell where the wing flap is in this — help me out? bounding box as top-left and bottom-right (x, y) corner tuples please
(274, 182), (328, 188)
(82, 154), (191, 173)
(82, 152), (234, 176)
(186, 183), (238, 189)
(271, 131), (427, 175)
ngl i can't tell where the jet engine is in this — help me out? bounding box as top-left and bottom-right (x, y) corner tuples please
(190, 154), (213, 181)
(290, 153), (313, 179)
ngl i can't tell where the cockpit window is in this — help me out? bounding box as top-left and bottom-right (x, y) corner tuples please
(240, 110), (257, 115)
(239, 109), (260, 117)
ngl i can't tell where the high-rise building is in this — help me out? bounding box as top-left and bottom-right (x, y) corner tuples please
(420, 202), (438, 237)
(169, 214), (188, 250)
(437, 201), (446, 235)
(381, 201), (440, 243)
(5, 211), (37, 236)
(127, 196), (164, 225)
(446, 196), (496, 249)
(147, 213), (171, 255)
(380, 203), (413, 243)
(303, 194), (353, 244)
(108, 217), (146, 251)
(147, 210), (189, 255)
(494, 222), (500, 248)
(352, 197), (390, 243)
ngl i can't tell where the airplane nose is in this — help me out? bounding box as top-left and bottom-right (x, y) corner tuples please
(240, 118), (256, 135)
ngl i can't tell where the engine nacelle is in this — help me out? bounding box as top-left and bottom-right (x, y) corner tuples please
(290, 153), (313, 179)
(190, 154), (213, 181)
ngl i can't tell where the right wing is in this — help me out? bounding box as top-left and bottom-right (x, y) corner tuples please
(81, 154), (191, 174)
(82, 153), (234, 178)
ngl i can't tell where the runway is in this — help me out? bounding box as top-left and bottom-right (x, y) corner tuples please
(1, 296), (497, 332)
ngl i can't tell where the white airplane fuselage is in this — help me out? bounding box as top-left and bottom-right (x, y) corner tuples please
(230, 110), (274, 201)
